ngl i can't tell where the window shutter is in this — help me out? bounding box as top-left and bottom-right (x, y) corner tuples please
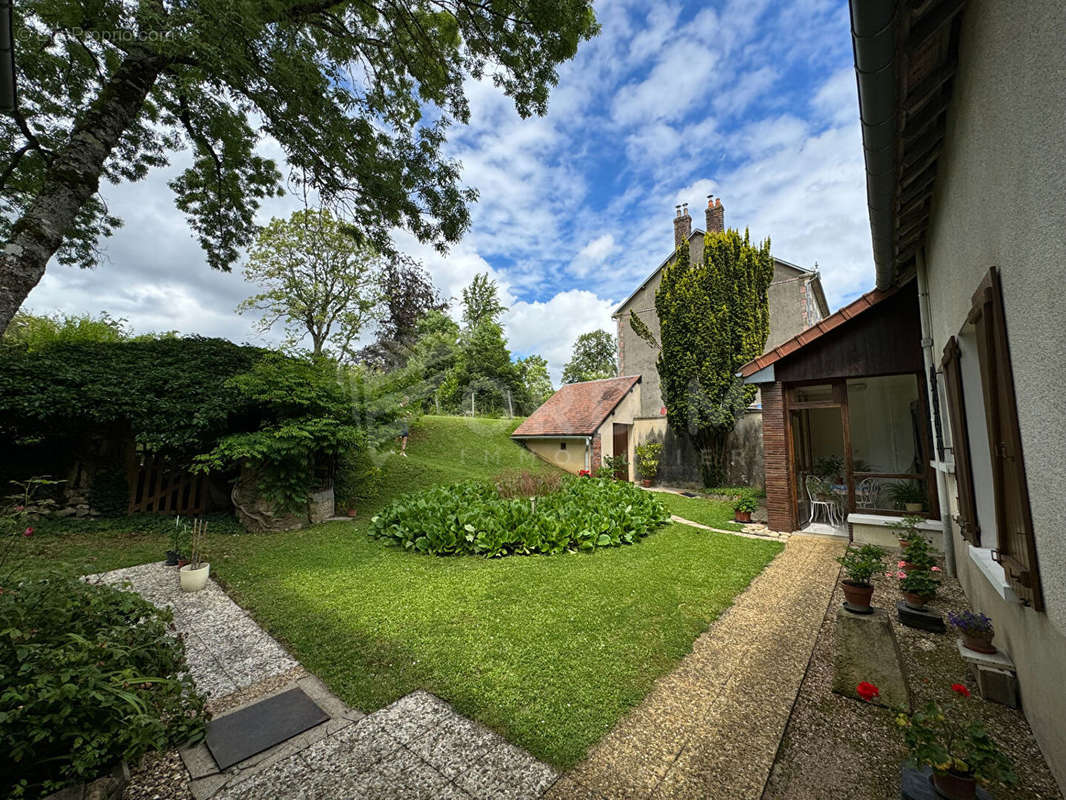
(969, 267), (1043, 611)
(940, 336), (980, 545)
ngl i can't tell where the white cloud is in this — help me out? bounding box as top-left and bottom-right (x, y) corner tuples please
(570, 233), (619, 278)
(505, 289), (618, 384)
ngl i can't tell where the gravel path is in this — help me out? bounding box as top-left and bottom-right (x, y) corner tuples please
(549, 534), (845, 800)
(763, 561), (1064, 800)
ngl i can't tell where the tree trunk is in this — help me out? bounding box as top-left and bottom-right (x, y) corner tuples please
(0, 53), (163, 334)
(698, 431), (729, 488)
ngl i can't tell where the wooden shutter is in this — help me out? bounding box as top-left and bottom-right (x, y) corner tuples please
(940, 336), (980, 545)
(969, 267), (1043, 610)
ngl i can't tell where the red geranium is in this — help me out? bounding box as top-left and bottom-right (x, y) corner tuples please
(856, 681), (880, 702)
(23, 527), (33, 537)
(951, 683), (971, 698)
(578, 469), (591, 477)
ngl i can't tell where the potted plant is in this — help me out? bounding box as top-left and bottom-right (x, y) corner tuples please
(635, 442), (663, 487)
(733, 493), (758, 523)
(887, 481), (926, 512)
(837, 544), (886, 613)
(897, 683), (1016, 799)
(949, 610), (997, 654)
(899, 567), (940, 610)
(900, 531), (936, 571)
(346, 507), (358, 518)
(179, 518), (210, 593)
(813, 455), (844, 484)
(889, 515), (924, 549)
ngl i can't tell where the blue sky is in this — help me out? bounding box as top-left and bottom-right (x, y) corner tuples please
(25, 0), (875, 383)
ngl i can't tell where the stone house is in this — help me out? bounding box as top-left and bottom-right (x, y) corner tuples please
(612, 197), (830, 487)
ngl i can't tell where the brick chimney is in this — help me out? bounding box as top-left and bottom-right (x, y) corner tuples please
(706, 195), (724, 234)
(673, 203), (691, 249)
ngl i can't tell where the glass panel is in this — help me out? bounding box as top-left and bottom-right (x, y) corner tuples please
(846, 375), (923, 474)
(791, 405), (847, 530)
(791, 384), (834, 404)
(856, 476), (928, 514)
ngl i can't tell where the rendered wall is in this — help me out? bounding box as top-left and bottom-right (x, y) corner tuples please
(920, 0), (1066, 788)
(521, 438), (587, 474)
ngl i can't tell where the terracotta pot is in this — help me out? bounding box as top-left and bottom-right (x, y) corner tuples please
(641, 479), (652, 487)
(903, 591), (932, 611)
(932, 770), (977, 800)
(734, 511), (752, 522)
(898, 538), (910, 549)
(177, 558), (189, 568)
(962, 632), (997, 654)
(346, 508), (358, 517)
(841, 580), (874, 613)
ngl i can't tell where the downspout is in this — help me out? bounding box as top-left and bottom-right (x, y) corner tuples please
(916, 249), (957, 576)
(850, 0), (899, 290)
(584, 436), (592, 472)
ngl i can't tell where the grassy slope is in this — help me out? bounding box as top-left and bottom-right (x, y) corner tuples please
(21, 415), (782, 768)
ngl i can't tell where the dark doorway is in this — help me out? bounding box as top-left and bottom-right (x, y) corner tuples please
(612, 423), (630, 480)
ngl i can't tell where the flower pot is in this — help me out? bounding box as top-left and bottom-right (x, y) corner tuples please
(346, 508), (358, 517)
(898, 538), (910, 549)
(641, 479), (652, 487)
(177, 558), (189, 568)
(903, 591), (932, 611)
(179, 562), (210, 593)
(734, 511), (752, 522)
(164, 550), (180, 566)
(905, 502), (924, 513)
(932, 770), (977, 800)
(841, 580), (875, 613)
(962, 632), (997, 654)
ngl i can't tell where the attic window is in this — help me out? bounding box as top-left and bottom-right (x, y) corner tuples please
(560, 442), (567, 450)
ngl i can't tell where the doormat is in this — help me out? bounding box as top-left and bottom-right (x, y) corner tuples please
(206, 687), (329, 770)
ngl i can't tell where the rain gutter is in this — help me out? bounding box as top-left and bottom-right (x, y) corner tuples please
(850, 0), (900, 290)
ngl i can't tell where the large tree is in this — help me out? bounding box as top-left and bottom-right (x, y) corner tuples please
(358, 257), (445, 368)
(0, 0), (598, 334)
(561, 329), (616, 384)
(238, 208), (380, 359)
(460, 272), (507, 327)
(516, 353), (553, 411)
(649, 229), (774, 486)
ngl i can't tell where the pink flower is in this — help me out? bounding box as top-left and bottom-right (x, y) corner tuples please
(898, 560), (906, 567)
(931, 566), (942, 572)
(14, 505), (24, 512)
(896, 571), (907, 579)
(23, 527), (33, 537)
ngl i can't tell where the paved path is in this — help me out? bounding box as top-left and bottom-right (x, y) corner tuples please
(91, 563), (558, 800)
(548, 534), (846, 800)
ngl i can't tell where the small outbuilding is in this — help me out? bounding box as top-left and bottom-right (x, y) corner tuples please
(511, 376), (641, 479)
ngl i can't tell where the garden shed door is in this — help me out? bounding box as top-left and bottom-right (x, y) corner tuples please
(613, 424), (630, 480)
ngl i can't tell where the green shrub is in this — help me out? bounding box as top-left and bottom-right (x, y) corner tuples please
(733, 493), (758, 514)
(334, 446), (381, 511)
(0, 576), (207, 798)
(370, 477), (669, 557)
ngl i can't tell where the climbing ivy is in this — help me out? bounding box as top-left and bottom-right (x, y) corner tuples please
(655, 229), (774, 486)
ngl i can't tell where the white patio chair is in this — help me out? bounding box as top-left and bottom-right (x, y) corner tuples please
(856, 477), (881, 509)
(805, 475), (840, 526)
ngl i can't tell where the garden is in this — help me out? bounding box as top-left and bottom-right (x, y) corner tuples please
(3, 414), (784, 796)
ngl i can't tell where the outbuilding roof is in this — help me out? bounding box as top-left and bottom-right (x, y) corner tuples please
(511, 375), (641, 438)
(737, 283), (905, 378)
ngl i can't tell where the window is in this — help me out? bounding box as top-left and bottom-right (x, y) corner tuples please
(559, 442), (567, 450)
(941, 268), (1043, 611)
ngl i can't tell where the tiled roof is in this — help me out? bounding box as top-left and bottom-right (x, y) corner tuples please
(511, 375), (641, 437)
(737, 284), (904, 378)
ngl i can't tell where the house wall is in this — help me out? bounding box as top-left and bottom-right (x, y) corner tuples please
(595, 385), (642, 480)
(616, 243), (823, 417)
(520, 438), (588, 474)
(920, 0), (1066, 788)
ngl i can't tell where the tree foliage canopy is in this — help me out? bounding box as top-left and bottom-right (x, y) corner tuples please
(655, 229), (774, 485)
(0, 0), (599, 333)
(239, 208), (382, 359)
(561, 329), (616, 384)
(460, 272), (507, 328)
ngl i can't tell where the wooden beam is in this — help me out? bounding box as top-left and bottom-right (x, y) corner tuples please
(907, 0), (966, 52)
(902, 127), (945, 171)
(904, 62), (957, 116)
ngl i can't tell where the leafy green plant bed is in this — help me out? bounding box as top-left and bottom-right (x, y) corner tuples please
(370, 477), (668, 556)
(0, 575), (206, 799)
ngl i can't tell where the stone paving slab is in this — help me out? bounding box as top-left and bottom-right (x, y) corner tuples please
(88, 562), (299, 698)
(549, 534), (845, 800)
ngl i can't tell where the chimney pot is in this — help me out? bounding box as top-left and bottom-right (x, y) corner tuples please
(706, 195), (725, 234)
(673, 201), (692, 249)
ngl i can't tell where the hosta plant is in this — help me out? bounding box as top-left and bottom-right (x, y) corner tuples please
(370, 476), (669, 557)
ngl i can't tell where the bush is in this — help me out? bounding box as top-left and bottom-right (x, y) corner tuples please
(0, 576), (207, 798)
(494, 469), (564, 499)
(370, 477), (669, 557)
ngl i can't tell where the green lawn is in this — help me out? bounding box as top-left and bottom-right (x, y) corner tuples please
(654, 490), (747, 531)
(21, 415), (783, 768)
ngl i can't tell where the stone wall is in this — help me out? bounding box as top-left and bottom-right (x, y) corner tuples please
(632, 410), (764, 489)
